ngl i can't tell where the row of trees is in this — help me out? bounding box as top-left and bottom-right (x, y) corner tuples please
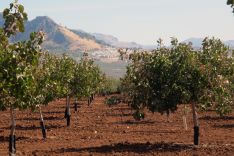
(120, 37), (234, 145)
(0, 2), (107, 155)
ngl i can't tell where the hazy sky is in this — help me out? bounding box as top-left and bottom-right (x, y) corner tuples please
(1, 0), (234, 45)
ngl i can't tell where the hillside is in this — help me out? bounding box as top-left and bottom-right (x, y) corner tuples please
(0, 13), (144, 51)
(93, 33), (142, 49)
(8, 16), (103, 51)
(1, 13), (233, 51)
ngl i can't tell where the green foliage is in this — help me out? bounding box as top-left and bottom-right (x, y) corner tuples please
(198, 38), (234, 116)
(50, 54), (76, 98)
(105, 96), (121, 106)
(0, 2), (104, 111)
(0, 2), (43, 110)
(227, 0), (234, 6)
(100, 76), (121, 95)
(132, 110), (145, 121)
(121, 37), (233, 118)
(3, 2), (28, 37)
(227, 0), (234, 13)
(70, 57), (103, 98)
(32, 52), (104, 101)
(31, 52), (58, 106)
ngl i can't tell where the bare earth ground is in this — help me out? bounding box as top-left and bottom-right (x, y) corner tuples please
(0, 95), (234, 156)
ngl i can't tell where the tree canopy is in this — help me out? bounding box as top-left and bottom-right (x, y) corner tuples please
(227, 0), (234, 13)
(121, 38), (234, 119)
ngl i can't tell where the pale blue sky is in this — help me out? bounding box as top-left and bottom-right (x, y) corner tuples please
(1, 0), (234, 45)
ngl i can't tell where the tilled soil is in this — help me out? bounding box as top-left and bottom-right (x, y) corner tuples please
(0, 95), (234, 156)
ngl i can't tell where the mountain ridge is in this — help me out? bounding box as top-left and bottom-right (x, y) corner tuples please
(0, 14), (144, 51)
(10, 16), (103, 51)
(1, 13), (234, 50)
(92, 33), (142, 49)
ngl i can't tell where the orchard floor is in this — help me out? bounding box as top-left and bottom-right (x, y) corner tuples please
(0, 95), (234, 156)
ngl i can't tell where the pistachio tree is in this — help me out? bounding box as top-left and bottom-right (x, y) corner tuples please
(71, 55), (103, 109)
(198, 38), (234, 116)
(121, 37), (233, 145)
(31, 52), (59, 138)
(0, 1), (44, 155)
(51, 54), (76, 126)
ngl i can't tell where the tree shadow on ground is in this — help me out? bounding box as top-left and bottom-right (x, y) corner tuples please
(0, 136), (29, 142)
(60, 105), (81, 109)
(44, 116), (64, 120)
(1, 124), (64, 131)
(113, 120), (156, 125)
(107, 113), (132, 117)
(110, 107), (132, 111)
(54, 142), (194, 154)
(59, 105), (81, 110)
(132, 130), (177, 134)
(43, 111), (64, 114)
(199, 116), (234, 121)
(213, 124), (234, 129)
(17, 116), (63, 121)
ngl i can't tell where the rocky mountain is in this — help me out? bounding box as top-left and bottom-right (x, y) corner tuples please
(11, 16), (103, 51)
(93, 33), (142, 49)
(2, 13), (233, 51)
(0, 13), (103, 51)
(0, 13), (144, 51)
(71, 29), (109, 46)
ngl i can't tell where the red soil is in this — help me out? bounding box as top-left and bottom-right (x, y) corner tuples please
(0, 96), (233, 155)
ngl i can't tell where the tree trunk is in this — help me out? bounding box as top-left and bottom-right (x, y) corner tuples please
(65, 95), (71, 127)
(74, 97), (78, 112)
(88, 97), (90, 106)
(192, 102), (199, 145)
(9, 107), (16, 156)
(91, 94), (94, 102)
(39, 105), (46, 139)
(182, 116), (188, 130)
(182, 105), (188, 131)
(166, 110), (170, 122)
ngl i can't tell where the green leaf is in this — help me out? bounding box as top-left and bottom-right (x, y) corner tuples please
(18, 5), (24, 13)
(30, 32), (36, 40)
(3, 9), (10, 18)
(22, 12), (28, 20)
(17, 21), (24, 32)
